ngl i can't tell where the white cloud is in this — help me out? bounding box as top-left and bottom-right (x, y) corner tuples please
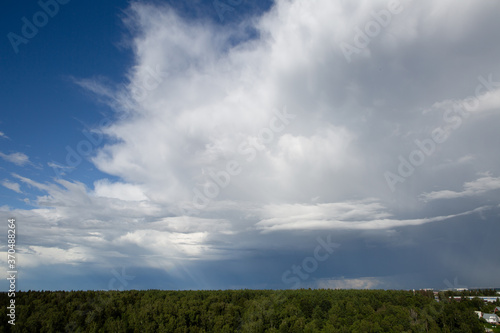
(47, 161), (74, 170)
(0, 175), (243, 272)
(0, 152), (30, 166)
(426, 86), (500, 115)
(23, 246), (92, 267)
(93, 179), (149, 201)
(70, 0), (499, 213)
(256, 201), (486, 232)
(2, 180), (22, 193)
(0, 131), (8, 139)
(116, 230), (209, 259)
(4, 0), (500, 289)
(275, 126), (354, 169)
(24, 0), (500, 267)
(420, 174), (500, 201)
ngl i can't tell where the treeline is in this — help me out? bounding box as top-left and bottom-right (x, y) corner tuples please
(1, 288), (493, 332)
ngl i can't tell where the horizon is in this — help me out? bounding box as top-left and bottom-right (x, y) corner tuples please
(3, 287), (500, 292)
(1, 0), (500, 293)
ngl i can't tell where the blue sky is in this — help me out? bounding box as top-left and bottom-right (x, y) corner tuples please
(1, 0), (500, 291)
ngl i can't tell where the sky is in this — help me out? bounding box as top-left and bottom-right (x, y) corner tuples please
(1, 0), (500, 292)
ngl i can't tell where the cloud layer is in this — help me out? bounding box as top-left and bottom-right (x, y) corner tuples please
(2, 0), (500, 290)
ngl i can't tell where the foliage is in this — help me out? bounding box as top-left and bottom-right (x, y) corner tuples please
(0, 289), (486, 332)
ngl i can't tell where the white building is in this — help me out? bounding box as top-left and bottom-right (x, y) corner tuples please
(483, 313), (500, 324)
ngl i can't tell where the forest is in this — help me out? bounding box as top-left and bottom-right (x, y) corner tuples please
(1, 288), (498, 332)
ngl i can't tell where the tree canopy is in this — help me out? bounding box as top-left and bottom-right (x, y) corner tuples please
(1, 289), (491, 332)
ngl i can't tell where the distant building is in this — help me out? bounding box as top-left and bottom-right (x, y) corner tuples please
(477, 297), (500, 303)
(483, 313), (500, 324)
(474, 311), (482, 319)
(451, 296), (500, 303)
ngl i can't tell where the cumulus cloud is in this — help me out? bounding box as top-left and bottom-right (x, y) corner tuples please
(3, 0), (500, 289)
(0, 175), (240, 273)
(93, 179), (149, 201)
(70, 0), (500, 210)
